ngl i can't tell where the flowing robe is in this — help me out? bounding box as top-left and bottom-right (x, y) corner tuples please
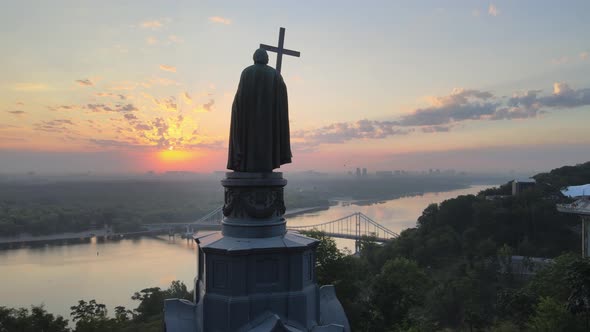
(227, 63), (292, 172)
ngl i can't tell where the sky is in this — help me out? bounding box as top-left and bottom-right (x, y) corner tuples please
(1, 0), (590, 174)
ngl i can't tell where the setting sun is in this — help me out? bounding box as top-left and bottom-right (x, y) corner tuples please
(157, 149), (199, 163)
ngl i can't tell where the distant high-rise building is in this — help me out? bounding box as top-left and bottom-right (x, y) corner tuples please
(512, 178), (536, 195)
(362, 168), (367, 177)
(356, 168), (361, 177)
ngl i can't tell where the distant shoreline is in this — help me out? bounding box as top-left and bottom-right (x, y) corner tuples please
(0, 183), (499, 249)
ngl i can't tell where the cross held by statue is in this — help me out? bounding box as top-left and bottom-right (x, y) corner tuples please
(260, 27), (301, 74)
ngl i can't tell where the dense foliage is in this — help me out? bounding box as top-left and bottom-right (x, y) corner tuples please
(302, 161), (590, 331)
(0, 174), (491, 237)
(2, 163), (588, 330)
(0, 281), (191, 332)
(0, 177), (327, 236)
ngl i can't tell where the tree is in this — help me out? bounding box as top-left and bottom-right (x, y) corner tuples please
(131, 281), (192, 321)
(301, 229), (345, 285)
(131, 287), (166, 321)
(565, 258), (590, 331)
(527, 296), (581, 332)
(113, 306), (132, 323)
(70, 299), (111, 332)
(496, 288), (536, 329)
(528, 253), (579, 302)
(166, 280), (192, 301)
(0, 305), (69, 332)
(371, 257), (430, 330)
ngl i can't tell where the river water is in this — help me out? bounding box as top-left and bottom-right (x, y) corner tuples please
(0, 184), (492, 320)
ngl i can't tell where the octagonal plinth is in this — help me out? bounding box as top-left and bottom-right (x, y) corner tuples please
(164, 171), (350, 332)
(194, 231), (320, 331)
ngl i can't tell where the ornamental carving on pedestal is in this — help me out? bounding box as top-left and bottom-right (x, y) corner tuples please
(222, 186), (286, 219)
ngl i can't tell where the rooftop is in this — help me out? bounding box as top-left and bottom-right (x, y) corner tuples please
(561, 184), (590, 198)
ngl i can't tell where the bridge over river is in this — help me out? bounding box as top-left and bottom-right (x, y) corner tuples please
(145, 206), (399, 250)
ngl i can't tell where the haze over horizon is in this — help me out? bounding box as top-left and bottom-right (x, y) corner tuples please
(2, 1), (590, 174)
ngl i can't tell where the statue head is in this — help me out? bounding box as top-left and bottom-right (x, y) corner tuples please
(253, 48), (269, 65)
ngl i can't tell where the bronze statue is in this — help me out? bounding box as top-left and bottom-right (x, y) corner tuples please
(227, 48), (292, 172)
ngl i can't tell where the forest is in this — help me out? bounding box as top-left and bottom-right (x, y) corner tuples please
(1, 163), (589, 331)
(0, 173), (498, 237)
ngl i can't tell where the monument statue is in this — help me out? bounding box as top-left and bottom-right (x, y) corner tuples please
(164, 27), (349, 332)
(227, 48), (292, 172)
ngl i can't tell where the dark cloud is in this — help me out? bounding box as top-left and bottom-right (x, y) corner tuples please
(87, 104), (114, 112)
(96, 92), (126, 100)
(49, 119), (73, 125)
(118, 104), (138, 112)
(124, 113), (138, 121)
(88, 139), (141, 149)
(48, 105), (76, 111)
(149, 117), (168, 137)
(491, 83), (590, 120)
(34, 119), (75, 133)
(295, 119), (410, 146)
(398, 89), (497, 126)
(86, 103), (138, 113)
(296, 83), (590, 148)
(527, 83), (590, 108)
(7, 111), (26, 115)
(154, 97), (177, 112)
(202, 99), (214, 111)
(421, 125), (453, 133)
(76, 79), (94, 86)
(135, 123), (152, 131)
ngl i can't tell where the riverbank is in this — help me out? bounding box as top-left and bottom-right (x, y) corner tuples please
(0, 184), (497, 321)
(0, 204), (331, 248)
(0, 229), (106, 244)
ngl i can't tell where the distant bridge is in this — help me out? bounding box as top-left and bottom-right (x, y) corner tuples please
(144, 207), (398, 245)
(287, 212), (398, 242)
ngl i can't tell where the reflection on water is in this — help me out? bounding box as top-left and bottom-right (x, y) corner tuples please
(287, 185), (494, 250)
(0, 236), (196, 321)
(0, 184), (493, 320)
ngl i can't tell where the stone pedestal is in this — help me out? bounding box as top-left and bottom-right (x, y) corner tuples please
(164, 172), (349, 332)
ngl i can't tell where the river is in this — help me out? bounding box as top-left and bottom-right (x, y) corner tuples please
(0, 184), (493, 321)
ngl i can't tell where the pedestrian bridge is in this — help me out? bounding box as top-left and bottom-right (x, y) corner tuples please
(145, 207), (398, 243)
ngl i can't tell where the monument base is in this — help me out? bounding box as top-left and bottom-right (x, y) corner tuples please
(164, 173), (350, 331)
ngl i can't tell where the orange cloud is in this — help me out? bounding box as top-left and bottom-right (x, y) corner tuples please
(159, 64), (177, 73)
(140, 20), (163, 29)
(209, 16), (231, 25)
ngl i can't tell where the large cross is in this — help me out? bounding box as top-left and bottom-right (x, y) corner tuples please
(260, 27), (301, 74)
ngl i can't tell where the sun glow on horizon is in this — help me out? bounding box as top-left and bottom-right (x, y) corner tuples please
(157, 149), (200, 163)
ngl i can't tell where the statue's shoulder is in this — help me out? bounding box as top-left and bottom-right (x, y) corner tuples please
(241, 65), (257, 76)
(242, 64), (279, 76)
